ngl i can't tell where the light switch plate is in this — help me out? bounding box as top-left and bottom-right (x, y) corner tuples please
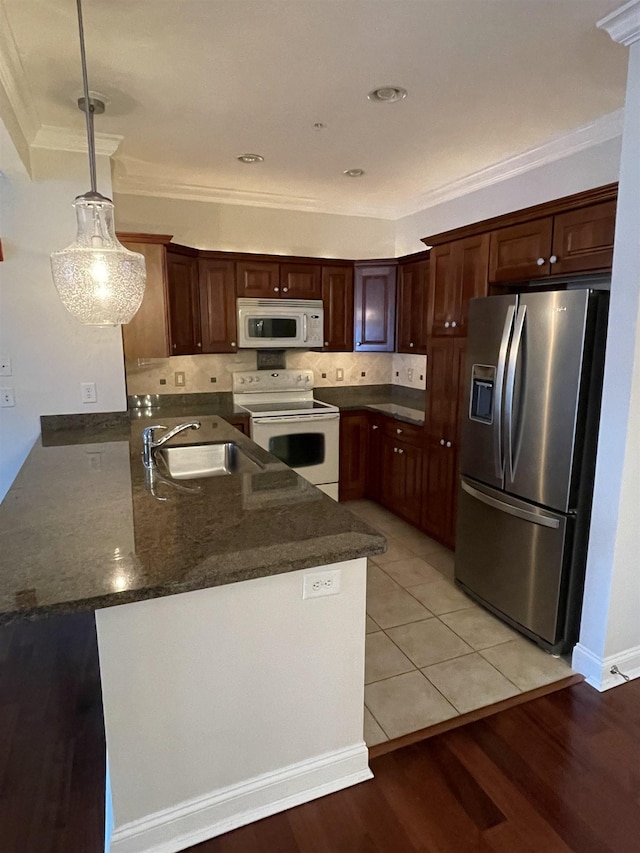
(0, 357), (11, 376)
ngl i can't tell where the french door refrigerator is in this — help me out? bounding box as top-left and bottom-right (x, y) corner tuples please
(455, 287), (608, 653)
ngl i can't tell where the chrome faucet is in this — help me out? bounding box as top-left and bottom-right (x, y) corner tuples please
(141, 422), (201, 469)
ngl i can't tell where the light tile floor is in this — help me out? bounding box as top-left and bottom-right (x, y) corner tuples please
(345, 500), (575, 748)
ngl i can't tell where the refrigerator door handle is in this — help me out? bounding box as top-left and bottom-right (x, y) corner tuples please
(494, 305), (515, 479)
(461, 479), (560, 529)
(505, 304), (526, 482)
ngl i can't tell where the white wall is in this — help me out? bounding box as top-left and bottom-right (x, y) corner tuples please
(0, 122), (128, 500)
(394, 137), (622, 255)
(113, 192), (396, 259)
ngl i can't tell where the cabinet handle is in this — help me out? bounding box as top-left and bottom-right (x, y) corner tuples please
(444, 321), (450, 328)
(274, 286), (280, 292)
(372, 425), (379, 430)
(283, 287), (289, 292)
(549, 255), (558, 264)
(440, 439), (445, 446)
(396, 428), (403, 434)
(446, 441), (452, 448)
(451, 321), (457, 328)
(409, 342), (414, 347)
(398, 448), (404, 454)
(536, 257), (546, 266)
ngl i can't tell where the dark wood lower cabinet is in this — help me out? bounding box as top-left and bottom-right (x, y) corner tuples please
(379, 435), (422, 527)
(339, 412), (370, 501)
(421, 441), (458, 549)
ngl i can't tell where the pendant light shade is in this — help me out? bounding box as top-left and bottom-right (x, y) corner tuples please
(50, 0), (145, 326)
(51, 193), (145, 326)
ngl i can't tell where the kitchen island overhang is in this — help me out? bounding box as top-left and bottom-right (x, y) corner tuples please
(0, 415), (386, 852)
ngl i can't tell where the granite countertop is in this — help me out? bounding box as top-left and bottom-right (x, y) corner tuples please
(315, 385), (426, 426)
(0, 416), (385, 625)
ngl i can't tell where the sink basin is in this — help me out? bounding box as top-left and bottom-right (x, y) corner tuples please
(157, 441), (263, 480)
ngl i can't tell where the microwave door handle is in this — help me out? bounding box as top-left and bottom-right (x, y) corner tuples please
(302, 314), (308, 343)
(505, 304), (526, 483)
(494, 305), (515, 481)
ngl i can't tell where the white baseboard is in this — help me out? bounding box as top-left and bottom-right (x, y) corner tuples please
(109, 743), (372, 853)
(572, 643), (640, 691)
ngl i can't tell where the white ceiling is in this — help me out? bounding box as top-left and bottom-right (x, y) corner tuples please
(2, 0), (629, 218)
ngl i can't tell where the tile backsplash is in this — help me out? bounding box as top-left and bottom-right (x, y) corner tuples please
(125, 351), (427, 396)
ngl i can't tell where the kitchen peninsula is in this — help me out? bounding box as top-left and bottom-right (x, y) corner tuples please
(0, 415), (385, 853)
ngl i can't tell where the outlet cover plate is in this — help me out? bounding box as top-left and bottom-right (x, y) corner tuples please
(303, 569), (342, 599)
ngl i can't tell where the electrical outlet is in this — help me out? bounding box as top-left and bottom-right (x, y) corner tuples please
(302, 569), (341, 599)
(175, 371), (186, 387)
(0, 357), (11, 376)
(336, 368), (344, 381)
(0, 387), (15, 407)
(80, 382), (97, 404)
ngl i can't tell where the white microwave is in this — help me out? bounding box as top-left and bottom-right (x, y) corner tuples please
(236, 298), (324, 349)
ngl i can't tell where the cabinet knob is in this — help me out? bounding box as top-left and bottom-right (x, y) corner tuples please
(440, 439), (445, 446)
(396, 428), (403, 434)
(283, 287), (289, 292)
(451, 321), (457, 328)
(372, 425), (379, 430)
(356, 342), (361, 346)
(274, 286), (280, 292)
(324, 341), (329, 346)
(549, 255), (558, 264)
(444, 321), (450, 328)
(231, 341), (236, 347)
(197, 342), (202, 348)
(393, 446), (398, 453)
(536, 257), (545, 266)
(398, 448), (404, 454)
(446, 441), (452, 448)
(172, 344), (177, 350)
(409, 342), (414, 347)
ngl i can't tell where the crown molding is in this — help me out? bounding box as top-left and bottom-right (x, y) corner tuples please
(392, 109), (624, 220)
(598, 0), (640, 46)
(31, 124), (123, 157)
(113, 172), (395, 219)
(0, 1), (39, 156)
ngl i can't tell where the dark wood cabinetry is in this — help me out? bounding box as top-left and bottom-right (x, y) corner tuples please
(353, 264), (397, 352)
(198, 258), (237, 353)
(236, 260), (280, 297)
(397, 258), (429, 354)
(366, 415), (382, 502)
(322, 265), (354, 351)
(280, 263), (322, 299)
(488, 199), (616, 284)
(429, 234), (489, 337)
(380, 432), (423, 527)
(421, 441), (458, 547)
(339, 411), (370, 501)
(167, 251), (201, 355)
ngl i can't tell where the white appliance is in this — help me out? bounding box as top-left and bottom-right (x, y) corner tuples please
(236, 298), (324, 349)
(232, 369), (340, 500)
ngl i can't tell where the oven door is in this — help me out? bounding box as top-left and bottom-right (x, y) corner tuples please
(250, 413), (340, 487)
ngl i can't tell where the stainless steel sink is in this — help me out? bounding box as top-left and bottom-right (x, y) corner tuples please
(156, 441), (263, 480)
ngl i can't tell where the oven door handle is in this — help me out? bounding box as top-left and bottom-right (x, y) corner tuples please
(252, 413), (340, 425)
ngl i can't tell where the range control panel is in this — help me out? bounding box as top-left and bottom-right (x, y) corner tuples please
(232, 369), (314, 393)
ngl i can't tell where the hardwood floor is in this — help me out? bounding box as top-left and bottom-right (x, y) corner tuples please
(2, 612), (640, 853)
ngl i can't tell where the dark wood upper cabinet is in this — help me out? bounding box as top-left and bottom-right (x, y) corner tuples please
(167, 251), (201, 355)
(236, 260), (280, 297)
(322, 265), (354, 351)
(551, 201), (616, 275)
(198, 258), (237, 353)
(429, 235), (489, 337)
(489, 217), (554, 283)
(397, 259), (429, 354)
(280, 263), (322, 299)
(353, 264), (397, 352)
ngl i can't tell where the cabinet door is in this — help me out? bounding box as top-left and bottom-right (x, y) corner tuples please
(280, 263), (322, 299)
(198, 259), (237, 353)
(394, 441), (423, 526)
(429, 244), (456, 337)
(120, 240), (171, 360)
(397, 260), (429, 353)
(421, 441), (457, 548)
(551, 201), (616, 275)
(488, 217), (554, 283)
(236, 261), (280, 297)
(379, 434), (398, 513)
(365, 415), (382, 501)
(456, 234), (489, 336)
(353, 265), (397, 352)
(339, 411), (369, 501)
(167, 252), (201, 355)
(322, 265), (354, 351)
(426, 338), (466, 444)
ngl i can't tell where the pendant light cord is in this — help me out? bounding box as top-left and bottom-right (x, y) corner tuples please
(76, 0), (97, 194)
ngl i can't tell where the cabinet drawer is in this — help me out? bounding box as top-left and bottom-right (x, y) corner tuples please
(381, 417), (423, 446)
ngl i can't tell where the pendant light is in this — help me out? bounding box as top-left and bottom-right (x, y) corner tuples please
(50, 0), (145, 326)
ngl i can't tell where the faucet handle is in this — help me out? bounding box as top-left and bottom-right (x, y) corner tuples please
(143, 424), (167, 439)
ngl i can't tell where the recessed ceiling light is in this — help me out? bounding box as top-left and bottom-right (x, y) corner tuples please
(237, 153), (264, 164)
(368, 86), (408, 103)
(343, 169), (365, 178)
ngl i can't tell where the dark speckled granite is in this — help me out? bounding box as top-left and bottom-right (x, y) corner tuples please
(315, 384), (425, 425)
(0, 416), (385, 625)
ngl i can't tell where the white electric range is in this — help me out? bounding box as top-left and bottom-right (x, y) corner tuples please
(232, 370), (340, 500)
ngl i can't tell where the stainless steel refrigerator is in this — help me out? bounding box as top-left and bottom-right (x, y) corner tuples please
(455, 287), (608, 654)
